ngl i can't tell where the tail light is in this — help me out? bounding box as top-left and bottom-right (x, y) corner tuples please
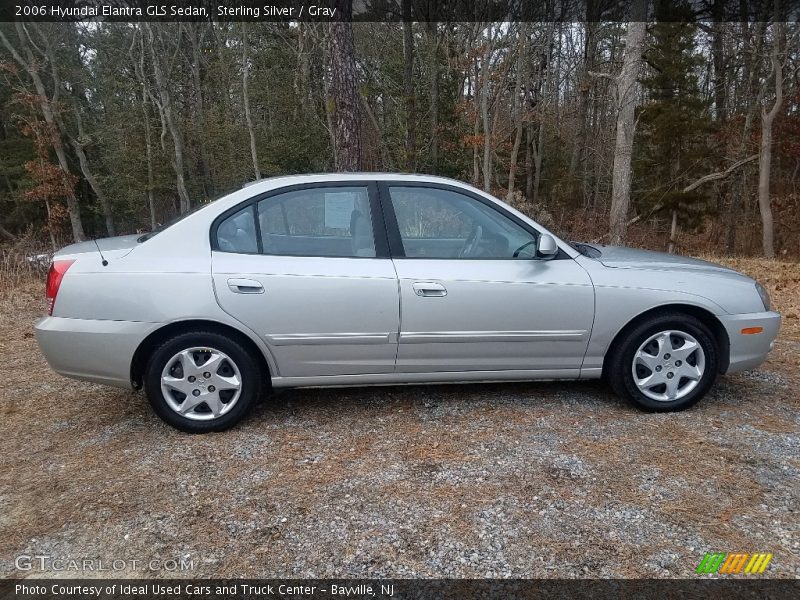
(46, 259), (75, 315)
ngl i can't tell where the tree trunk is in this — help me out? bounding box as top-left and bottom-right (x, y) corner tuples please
(241, 23), (261, 180)
(142, 89), (157, 230)
(144, 23), (191, 213)
(0, 23), (85, 242)
(402, 0), (416, 171)
(70, 109), (115, 237)
(524, 123), (534, 201)
(43, 199), (57, 250)
(426, 21), (439, 173)
(668, 209), (678, 254)
(609, 16), (646, 246)
(531, 22), (555, 205)
(295, 24), (312, 114)
(330, 0), (362, 172)
(533, 118), (546, 204)
(472, 62), (481, 186)
(188, 23), (213, 198)
(480, 26), (494, 192)
(507, 24), (528, 199)
(711, 1), (727, 121)
(134, 28), (158, 229)
(726, 19), (765, 253)
(568, 19), (600, 193)
(758, 19), (783, 259)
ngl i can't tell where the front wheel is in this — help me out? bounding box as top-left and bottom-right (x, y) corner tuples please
(144, 331), (263, 432)
(607, 313), (718, 412)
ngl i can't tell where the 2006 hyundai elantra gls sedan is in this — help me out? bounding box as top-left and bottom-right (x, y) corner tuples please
(35, 174), (780, 432)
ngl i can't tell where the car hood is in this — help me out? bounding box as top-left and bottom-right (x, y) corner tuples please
(593, 245), (739, 275)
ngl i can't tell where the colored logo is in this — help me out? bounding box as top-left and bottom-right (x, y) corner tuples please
(696, 552), (773, 574)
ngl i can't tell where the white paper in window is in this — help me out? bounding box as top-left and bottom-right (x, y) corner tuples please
(324, 192), (356, 229)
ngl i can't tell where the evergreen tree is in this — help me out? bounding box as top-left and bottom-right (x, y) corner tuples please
(635, 0), (712, 232)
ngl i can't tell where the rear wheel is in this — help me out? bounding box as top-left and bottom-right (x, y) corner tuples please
(144, 331), (263, 432)
(607, 313), (718, 412)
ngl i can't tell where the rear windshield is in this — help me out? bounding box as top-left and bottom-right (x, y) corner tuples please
(137, 203), (208, 242)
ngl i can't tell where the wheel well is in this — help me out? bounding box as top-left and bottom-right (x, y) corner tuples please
(130, 320), (272, 389)
(602, 304), (730, 377)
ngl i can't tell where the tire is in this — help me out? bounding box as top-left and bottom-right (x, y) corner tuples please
(144, 330), (264, 433)
(606, 313), (718, 412)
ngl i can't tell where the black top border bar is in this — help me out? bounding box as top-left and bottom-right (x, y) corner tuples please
(1, 0), (799, 22)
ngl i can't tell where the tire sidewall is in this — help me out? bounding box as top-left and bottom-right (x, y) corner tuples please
(144, 331), (262, 432)
(615, 316), (718, 412)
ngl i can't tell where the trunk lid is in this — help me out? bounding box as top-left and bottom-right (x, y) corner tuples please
(53, 234), (140, 261)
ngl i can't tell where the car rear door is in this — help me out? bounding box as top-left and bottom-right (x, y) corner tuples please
(211, 181), (399, 378)
(380, 183), (594, 375)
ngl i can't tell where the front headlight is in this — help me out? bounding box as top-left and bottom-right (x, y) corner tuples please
(755, 282), (771, 311)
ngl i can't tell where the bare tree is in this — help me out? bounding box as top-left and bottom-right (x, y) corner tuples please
(70, 108), (115, 236)
(711, 1), (727, 120)
(132, 28), (158, 229)
(507, 23), (528, 199)
(143, 22), (191, 213)
(426, 20), (440, 173)
(241, 23), (261, 180)
(0, 22), (86, 241)
(329, 1), (362, 171)
(568, 17), (601, 199)
(187, 23), (213, 198)
(480, 25), (495, 192)
(726, 19), (766, 253)
(757, 17), (784, 259)
(527, 22), (556, 205)
(402, 0), (416, 171)
(609, 6), (647, 246)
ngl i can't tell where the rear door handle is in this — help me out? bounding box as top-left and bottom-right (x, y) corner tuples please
(412, 281), (447, 297)
(227, 278), (264, 294)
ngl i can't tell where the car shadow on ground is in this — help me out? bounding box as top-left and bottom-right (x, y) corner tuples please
(256, 378), (625, 419)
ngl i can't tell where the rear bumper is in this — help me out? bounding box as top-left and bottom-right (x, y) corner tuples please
(718, 311), (781, 374)
(35, 316), (155, 389)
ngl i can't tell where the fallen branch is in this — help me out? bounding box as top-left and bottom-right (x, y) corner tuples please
(681, 154), (758, 193)
(0, 223), (17, 241)
(592, 154), (759, 243)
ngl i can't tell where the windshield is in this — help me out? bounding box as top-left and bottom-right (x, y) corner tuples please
(569, 241), (603, 258)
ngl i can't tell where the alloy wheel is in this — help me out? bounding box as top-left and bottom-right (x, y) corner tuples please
(631, 330), (706, 402)
(160, 347), (243, 420)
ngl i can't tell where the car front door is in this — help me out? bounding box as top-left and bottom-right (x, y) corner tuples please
(381, 183), (594, 376)
(211, 182), (399, 379)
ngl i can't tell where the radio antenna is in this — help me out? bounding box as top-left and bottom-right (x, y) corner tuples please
(93, 238), (109, 267)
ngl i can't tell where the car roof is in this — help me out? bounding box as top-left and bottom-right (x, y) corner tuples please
(240, 172), (474, 192)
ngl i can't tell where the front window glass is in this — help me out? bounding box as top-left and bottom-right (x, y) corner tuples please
(388, 186), (538, 259)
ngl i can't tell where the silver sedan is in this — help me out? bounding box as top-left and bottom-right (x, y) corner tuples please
(35, 174), (780, 432)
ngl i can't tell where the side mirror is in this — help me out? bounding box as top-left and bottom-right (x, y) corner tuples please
(537, 234), (558, 259)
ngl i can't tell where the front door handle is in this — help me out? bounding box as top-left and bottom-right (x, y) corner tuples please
(412, 281), (447, 297)
(227, 278), (265, 294)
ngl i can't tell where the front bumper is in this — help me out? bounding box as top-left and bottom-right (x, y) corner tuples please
(718, 311), (781, 374)
(35, 316), (156, 389)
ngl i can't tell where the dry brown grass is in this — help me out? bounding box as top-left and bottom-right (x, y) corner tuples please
(0, 238), (49, 299)
(1, 256), (798, 578)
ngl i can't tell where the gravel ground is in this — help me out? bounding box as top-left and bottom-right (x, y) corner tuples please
(1, 259), (799, 579)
